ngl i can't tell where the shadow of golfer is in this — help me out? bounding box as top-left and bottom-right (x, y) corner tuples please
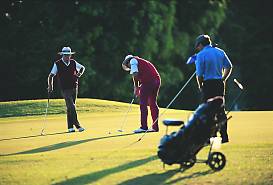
(118, 169), (178, 185)
(118, 169), (214, 185)
(0, 131), (67, 142)
(53, 155), (157, 185)
(0, 133), (136, 156)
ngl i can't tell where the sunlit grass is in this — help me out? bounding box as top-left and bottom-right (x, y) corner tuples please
(0, 99), (272, 185)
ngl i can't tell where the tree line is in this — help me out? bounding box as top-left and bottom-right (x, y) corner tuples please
(0, 0), (272, 110)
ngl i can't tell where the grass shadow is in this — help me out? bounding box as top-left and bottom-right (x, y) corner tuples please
(118, 169), (178, 185)
(118, 169), (214, 185)
(0, 133), (136, 156)
(53, 155), (158, 185)
(0, 131), (67, 142)
(165, 169), (215, 184)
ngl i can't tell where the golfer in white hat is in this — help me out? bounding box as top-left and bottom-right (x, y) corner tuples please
(48, 47), (85, 133)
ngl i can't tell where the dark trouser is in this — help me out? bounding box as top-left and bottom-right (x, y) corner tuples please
(139, 79), (161, 131)
(61, 88), (81, 129)
(202, 79), (228, 142)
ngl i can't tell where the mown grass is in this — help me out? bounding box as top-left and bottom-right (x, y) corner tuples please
(0, 99), (272, 185)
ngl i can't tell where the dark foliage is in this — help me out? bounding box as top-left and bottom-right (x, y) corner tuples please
(0, 0), (272, 110)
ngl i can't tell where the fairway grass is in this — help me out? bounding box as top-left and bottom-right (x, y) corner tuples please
(0, 99), (272, 185)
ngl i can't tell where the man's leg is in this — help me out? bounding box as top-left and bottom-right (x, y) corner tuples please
(203, 80), (229, 142)
(62, 90), (75, 130)
(148, 80), (160, 131)
(216, 81), (229, 143)
(217, 107), (229, 143)
(139, 84), (149, 130)
(148, 97), (159, 131)
(71, 88), (81, 129)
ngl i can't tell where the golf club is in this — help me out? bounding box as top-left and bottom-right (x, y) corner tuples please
(226, 78), (244, 115)
(117, 96), (135, 132)
(40, 92), (50, 135)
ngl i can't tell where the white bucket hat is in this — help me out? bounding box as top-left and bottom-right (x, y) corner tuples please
(122, 54), (134, 71)
(58, 47), (76, 55)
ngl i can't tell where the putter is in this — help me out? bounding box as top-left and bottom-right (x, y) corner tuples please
(117, 96), (135, 132)
(41, 92), (50, 135)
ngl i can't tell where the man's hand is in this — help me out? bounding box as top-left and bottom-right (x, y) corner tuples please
(75, 67), (85, 78)
(75, 72), (82, 78)
(134, 86), (140, 97)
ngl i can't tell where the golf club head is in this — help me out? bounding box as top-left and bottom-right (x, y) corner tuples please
(117, 98), (134, 133)
(40, 128), (46, 136)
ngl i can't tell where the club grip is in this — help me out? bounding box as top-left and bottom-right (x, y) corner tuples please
(233, 79), (244, 90)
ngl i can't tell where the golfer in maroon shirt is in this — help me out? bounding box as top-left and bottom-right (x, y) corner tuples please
(122, 55), (161, 133)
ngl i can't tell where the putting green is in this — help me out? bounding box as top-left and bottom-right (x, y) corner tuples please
(0, 99), (272, 185)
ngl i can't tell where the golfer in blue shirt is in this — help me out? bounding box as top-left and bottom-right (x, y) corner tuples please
(194, 34), (233, 143)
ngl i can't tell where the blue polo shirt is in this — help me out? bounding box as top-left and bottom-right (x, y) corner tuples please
(195, 45), (232, 81)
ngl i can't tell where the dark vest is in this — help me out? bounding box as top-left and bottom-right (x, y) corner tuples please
(55, 59), (78, 90)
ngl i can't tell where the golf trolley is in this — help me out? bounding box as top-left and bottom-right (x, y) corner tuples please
(158, 97), (228, 171)
(157, 79), (244, 171)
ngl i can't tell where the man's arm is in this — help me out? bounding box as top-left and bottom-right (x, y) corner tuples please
(48, 73), (55, 93)
(132, 72), (140, 97)
(196, 76), (204, 91)
(195, 54), (204, 91)
(76, 67), (85, 77)
(222, 51), (232, 82)
(48, 63), (57, 93)
(129, 58), (140, 97)
(222, 67), (232, 82)
(75, 62), (85, 77)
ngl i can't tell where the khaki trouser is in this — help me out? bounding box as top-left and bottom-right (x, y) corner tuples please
(62, 88), (81, 129)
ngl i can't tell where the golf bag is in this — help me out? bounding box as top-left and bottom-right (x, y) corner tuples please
(158, 97), (224, 165)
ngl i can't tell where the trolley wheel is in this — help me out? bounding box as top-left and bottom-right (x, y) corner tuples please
(207, 152), (226, 171)
(180, 156), (196, 169)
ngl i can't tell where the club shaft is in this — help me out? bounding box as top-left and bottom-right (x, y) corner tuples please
(119, 98), (135, 131)
(226, 91), (243, 115)
(41, 93), (50, 134)
(226, 79), (244, 115)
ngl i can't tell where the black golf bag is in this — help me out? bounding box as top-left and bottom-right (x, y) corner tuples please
(158, 97), (224, 165)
